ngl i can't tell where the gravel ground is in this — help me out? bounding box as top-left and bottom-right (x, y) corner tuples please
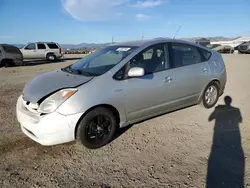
(0, 54), (250, 188)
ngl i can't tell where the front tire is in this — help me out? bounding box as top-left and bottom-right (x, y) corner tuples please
(76, 107), (117, 149)
(202, 82), (219, 109)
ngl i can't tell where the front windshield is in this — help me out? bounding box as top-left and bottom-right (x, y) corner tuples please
(64, 46), (138, 76)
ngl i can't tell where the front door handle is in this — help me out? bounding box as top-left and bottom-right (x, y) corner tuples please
(202, 68), (208, 73)
(164, 76), (173, 83)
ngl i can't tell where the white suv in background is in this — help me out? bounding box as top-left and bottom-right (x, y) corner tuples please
(20, 42), (63, 61)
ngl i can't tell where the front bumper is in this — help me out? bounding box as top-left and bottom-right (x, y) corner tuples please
(16, 96), (82, 146)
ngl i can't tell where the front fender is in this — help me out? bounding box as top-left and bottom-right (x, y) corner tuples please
(56, 75), (127, 127)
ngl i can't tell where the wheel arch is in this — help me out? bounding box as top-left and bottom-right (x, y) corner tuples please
(211, 79), (220, 88)
(46, 52), (55, 58)
(74, 104), (121, 139)
(199, 79), (221, 102)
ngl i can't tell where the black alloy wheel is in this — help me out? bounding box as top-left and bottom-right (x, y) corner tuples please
(77, 107), (117, 149)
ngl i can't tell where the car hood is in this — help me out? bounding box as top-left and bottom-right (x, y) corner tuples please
(23, 69), (93, 103)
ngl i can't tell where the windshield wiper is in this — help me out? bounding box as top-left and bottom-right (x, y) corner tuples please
(62, 66), (79, 74)
(62, 66), (93, 77)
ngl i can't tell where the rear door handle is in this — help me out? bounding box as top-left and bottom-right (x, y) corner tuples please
(164, 76), (173, 83)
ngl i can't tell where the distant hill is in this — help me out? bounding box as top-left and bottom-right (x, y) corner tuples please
(11, 43), (111, 49)
(61, 43), (111, 49)
(180, 36), (238, 42)
(10, 36), (240, 49)
(12, 44), (25, 48)
(61, 37), (239, 49)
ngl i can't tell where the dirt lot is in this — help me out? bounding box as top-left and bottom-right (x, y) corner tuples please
(0, 54), (250, 188)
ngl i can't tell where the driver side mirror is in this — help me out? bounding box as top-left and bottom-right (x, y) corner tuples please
(128, 67), (145, 77)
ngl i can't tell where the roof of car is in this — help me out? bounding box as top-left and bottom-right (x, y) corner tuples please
(26, 42), (57, 44)
(0, 44), (18, 47)
(109, 37), (200, 48)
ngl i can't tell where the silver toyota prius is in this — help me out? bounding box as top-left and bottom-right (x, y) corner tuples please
(16, 38), (227, 149)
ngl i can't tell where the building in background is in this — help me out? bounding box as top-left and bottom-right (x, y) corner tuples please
(195, 38), (211, 47)
(211, 36), (250, 49)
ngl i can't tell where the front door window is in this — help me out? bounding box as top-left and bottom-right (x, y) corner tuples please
(25, 43), (36, 50)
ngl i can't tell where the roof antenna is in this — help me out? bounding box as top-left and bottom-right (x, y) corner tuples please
(173, 25), (182, 39)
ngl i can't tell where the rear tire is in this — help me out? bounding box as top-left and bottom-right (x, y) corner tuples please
(202, 82), (219, 109)
(0, 60), (4, 68)
(76, 107), (117, 149)
(46, 54), (56, 62)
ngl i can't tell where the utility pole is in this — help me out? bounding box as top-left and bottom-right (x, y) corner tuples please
(141, 32), (144, 40)
(173, 25), (182, 39)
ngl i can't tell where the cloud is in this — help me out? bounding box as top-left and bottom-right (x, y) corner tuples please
(136, 13), (151, 21)
(133, 0), (167, 8)
(61, 0), (128, 21)
(61, 0), (165, 21)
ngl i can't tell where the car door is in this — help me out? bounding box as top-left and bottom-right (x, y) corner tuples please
(122, 43), (175, 122)
(37, 43), (47, 59)
(170, 43), (211, 105)
(22, 43), (37, 59)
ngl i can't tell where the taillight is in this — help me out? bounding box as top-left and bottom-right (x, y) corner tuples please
(59, 48), (62, 54)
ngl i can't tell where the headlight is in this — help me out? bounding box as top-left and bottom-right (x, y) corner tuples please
(38, 88), (77, 113)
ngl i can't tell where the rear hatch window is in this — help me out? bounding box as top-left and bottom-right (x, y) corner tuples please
(2, 45), (22, 54)
(47, 43), (59, 49)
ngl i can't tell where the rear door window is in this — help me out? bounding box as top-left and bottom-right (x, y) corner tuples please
(171, 43), (203, 68)
(25, 43), (36, 50)
(47, 43), (59, 49)
(37, 43), (46, 49)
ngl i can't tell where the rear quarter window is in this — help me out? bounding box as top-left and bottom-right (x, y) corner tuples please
(200, 48), (212, 61)
(47, 43), (59, 49)
(2, 45), (21, 54)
